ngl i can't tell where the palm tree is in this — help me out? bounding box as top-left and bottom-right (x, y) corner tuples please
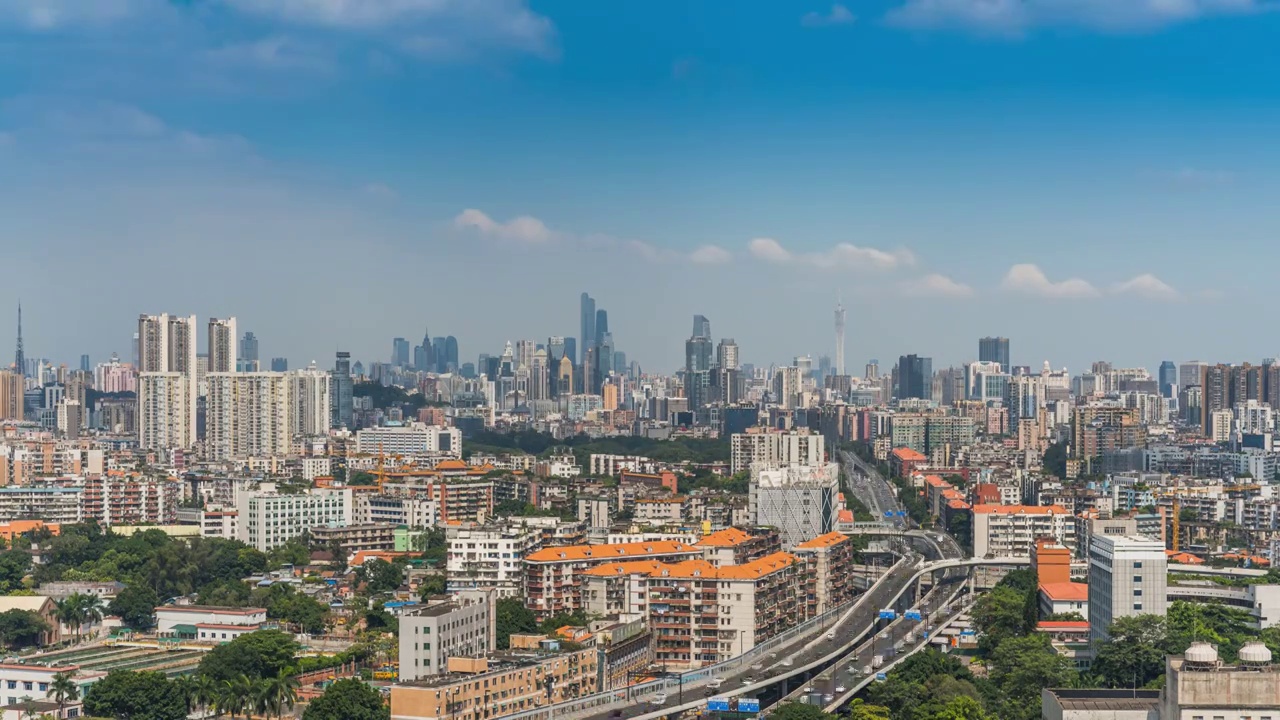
(191, 674), (219, 718)
(217, 675), (253, 719)
(48, 672), (78, 719)
(74, 594), (104, 638)
(53, 599), (79, 645)
(256, 671), (300, 719)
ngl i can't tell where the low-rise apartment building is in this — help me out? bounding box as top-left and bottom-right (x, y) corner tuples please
(311, 523), (397, 556)
(524, 540), (702, 619)
(235, 487), (353, 552)
(581, 552), (802, 669)
(792, 531), (856, 617)
(399, 591), (495, 681)
(695, 527), (782, 567)
(971, 504), (1076, 558)
(446, 525), (540, 598)
(390, 648), (599, 720)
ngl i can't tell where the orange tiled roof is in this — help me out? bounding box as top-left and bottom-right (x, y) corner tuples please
(836, 509), (854, 523)
(891, 448), (926, 461)
(972, 504), (1071, 515)
(946, 499), (971, 510)
(1036, 621), (1089, 631)
(584, 552), (798, 581)
(1039, 582), (1089, 602)
(434, 459), (469, 471)
(794, 531), (848, 550)
(696, 528), (754, 547)
(525, 540), (697, 563)
(1166, 550), (1204, 564)
(582, 560), (671, 577)
(924, 475), (950, 488)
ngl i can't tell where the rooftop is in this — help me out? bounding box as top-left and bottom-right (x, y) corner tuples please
(1044, 688), (1160, 711)
(1039, 582), (1089, 602)
(973, 504), (1071, 516)
(794, 531), (848, 550)
(696, 527), (754, 547)
(525, 540), (697, 563)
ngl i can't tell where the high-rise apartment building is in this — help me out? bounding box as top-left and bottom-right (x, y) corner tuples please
(1088, 533), (1166, 644)
(137, 314), (198, 449)
(205, 372), (291, 461)
(716, 338), (739, 371)
(731, 428), (825, 474)
(207, 317), (237, 373)
(685, 315), (714, 411)
(978, 336), (1010, 371)
(331, 351), (354, 429)
(0, 371), (22, 421)
(289, 364), (331, 437)
(750, 463), (839, 548)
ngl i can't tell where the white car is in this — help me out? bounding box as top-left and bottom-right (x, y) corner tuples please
(826, 631), (836, 640)
(651, 693), (667, 705)
(743, 677), (754, 685)
(836, 685), (847, 693)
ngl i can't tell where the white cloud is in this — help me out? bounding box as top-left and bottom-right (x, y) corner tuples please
(1001, 263), (1101, 299)
(454, 208), (555, 245)
(224, 0), (557, 59)
(0, 0), (141, 30)
(802, 4), (857, 27)
(901, 273), (974, 298)
(362, 182), (398, 200)
(1169, 166), (1234, 186)
(886, 0), (1269, 35)
(204, 36), (334, 72)
(748, 236), (913, 271)
(748, 237), (793, 263)
(1112, 273), (1180, 300)
(690, 245), (732, 265)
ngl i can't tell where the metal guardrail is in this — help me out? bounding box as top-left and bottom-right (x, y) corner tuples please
(492, 555), (914, 720)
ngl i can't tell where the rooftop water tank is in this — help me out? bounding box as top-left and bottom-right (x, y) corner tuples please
(1239, 641), (1273, 665)
(1185, 642), (1219, 664)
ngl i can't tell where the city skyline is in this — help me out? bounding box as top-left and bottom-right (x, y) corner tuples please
(2, 2), (1278, 369)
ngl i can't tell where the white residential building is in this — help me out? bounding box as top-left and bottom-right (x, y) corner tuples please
(1088, 534), (1167, 645)
(446, 525), (540, 598)
(207, 317), (237, 374)
(236, 488), (353, 551)
(972, 504), (1077, 558)
(301, 456), (332, 481)
(398, 591), (495, 681)
(136, 313), (198, 448)
(731, 429), (825, 475)
(0, 486), (84, 524)
(589, 454), (658, 476)
(749, 462), (839, 548)
(206, 372), (292, 461)
(355, 423), (462, 458)
(289, 364), (332, 437)
(138, 372), (195, 450)
(356, 494), (441, 528)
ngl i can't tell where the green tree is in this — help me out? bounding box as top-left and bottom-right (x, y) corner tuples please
(0, 609), (50, 649)
(846, 699), (892, 719)
(986, 634), (1077, 720)
(216, 675), (253, 719)
(970, 585), (1027, 655)
(495, 597), (537, 649)
(257, 670), (300, 719)
(928, 696), (993, 720)
(1091, 615), (1168, 689)
(359, 559), (405, 594)
(109, 584), (160, 631)
(768, 702), (835, 720)
(0, 550), (31, 593)
(83, 670), (188, 720)
(418, 573), (447, 598)
(301, 678), (389, 720)
(197, 630), (301, 683)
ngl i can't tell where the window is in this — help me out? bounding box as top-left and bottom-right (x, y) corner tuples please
(1134, 603), (1143, 611)
(1134, 589), (1142, 596)
(1134, 561), (1142, 568)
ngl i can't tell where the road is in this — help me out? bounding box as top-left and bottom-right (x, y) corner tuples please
(777, 567), (969, 713)
(841, 450), (906, 527)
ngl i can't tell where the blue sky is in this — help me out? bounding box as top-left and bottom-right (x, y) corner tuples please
(2, 0), (1279, 374)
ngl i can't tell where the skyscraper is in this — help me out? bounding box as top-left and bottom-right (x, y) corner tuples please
(331, 351), (353, 429)
(392, 337), (410, 368)
(685, 315), (714, 411)
(978, 337), (1010, 371)
(896, 354), (932, 400)
(579, 293), (596, 365)
(692, 314), (711, 340)
(1088, 533), (1166, 645)
(834, 297), (846, 377)
(716, 338), (739, 371)
(12, 303), (23, 379)
(595, 308), (608, 346)
(239, 331), (259, 371)
(207, 317), (238, 373)
(444, 336), (459, 372)
(1158, 360), (1177, 399)
(270, 358), (289, 372)
(431, 337), (446, 373)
